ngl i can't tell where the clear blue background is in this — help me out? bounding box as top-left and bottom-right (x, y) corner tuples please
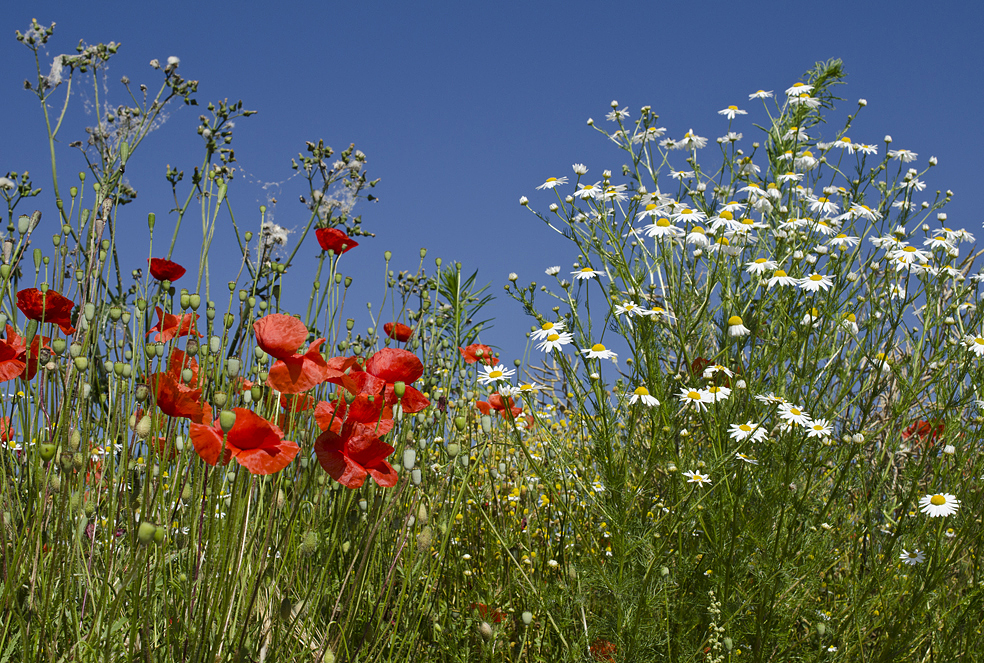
(2, 1), (981, 365)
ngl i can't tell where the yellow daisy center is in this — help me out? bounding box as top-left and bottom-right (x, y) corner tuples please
(839, 137), (852, 143)
(930, 495), (946, 506)
(687, 390), (701, 399)
(488, 370), (503, 379)
(739, 424), (752, 432)
(790, 408), (801, 416)
(691, 226), (705, 234)
(728, 315), (744, 326)
(903, 246), (916, 253)
(656, 218), (671, 227)
(590, 344), (606, 353)
(545, 177), (557, 183)
(633, 386), (650, 396)
(719, 210), (734, 220)
(645, 203), (658, 211)
(546, 333), (560, 342)
(580, 267), (595, 273)
(754, 258), (767, 264)
(541, 322), (554, 331)
(773, 269), (788, 277)
(727, 105), (738, 110)
(809, 274), (823, 282)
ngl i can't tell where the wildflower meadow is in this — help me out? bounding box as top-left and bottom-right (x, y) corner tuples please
(2, 21), (983, 663)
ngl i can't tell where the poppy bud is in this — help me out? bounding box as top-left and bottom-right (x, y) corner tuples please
(299, 531), (319, 555)
(279, 599), (292, 622)
(219, 410), (236, 433)
(481, 416), (492, 433)
(134, 415), (152, 439)
(84, 302), (95, 321)
(522, 612), (533, 625)
(137, 521), (156, 544)
(403, 449), (416, 470)
(446, 443), (460, 457)
(478, 622), (493, 642)
(180, 293), (191, 309)
(68, 430), (81, 450)
(210, 336), (221, 353)
(181, 368), (193, 383)
(17, 215), (29, 234)
(181, 485), (193, 501)
(411, 469), (422, 485)
(224, 313), (235, 329)
(189, 294), (201, 310)
(40, 443), (57, 462)
(416, 526), (432, 553)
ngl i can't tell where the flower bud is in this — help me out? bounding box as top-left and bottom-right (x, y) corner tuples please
(478, 622), (493, 642)
(522, 612), (533, 625)
(446, 443), (460, 457)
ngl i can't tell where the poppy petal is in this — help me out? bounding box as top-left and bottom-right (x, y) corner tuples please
(189, 422), (228, 466)
(254, 314), (308, 360)
(235, 439), (300, 475)
(365, 348), (424, 384)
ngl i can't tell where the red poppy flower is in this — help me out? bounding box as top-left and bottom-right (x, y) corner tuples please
(254, 315), (331, 394)
(148, 258), (187, 282)
(383, 322), (413, 343)
(459, 343), (497, 366)
(147, 371), (212, 424)
(314, 419), (397, 488)
(17, 288), (76, 335)
(315, 393), (395, 437)
(590, 638), (617, 663)
(190, 408), (299, 475)
(348, 348), (430, 414)
(147, 307), (202, 343)
(901, 419), (944, 449)
(476, 393), (522, 419)
(0, 325), (49, 382)
(0, 417), (14, 441)
(315, 228), (358, 255)
(470, 603), (506, 624)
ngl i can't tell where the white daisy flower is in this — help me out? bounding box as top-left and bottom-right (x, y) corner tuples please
(785, 82), (814, 96)
(717, 105), (747, 120)
(899, 549), (925, 565)
(888, 149), (918, 162)
(531, 320), (565, 341)
(477, 363), (515, 385)
(806, 418), (833, 438)
(729, 422), (767, 443)
(778, 404), (811, 427)
(572, 163), (588, 175)
(746, 258), (778, 275)
(683, 470), (711, 487)
(572, 267), (604, 280)
(536, 176), (568, 190)
(766, 269), (797, 289)
(545, 266), (561, 276)
(678, 387), (712, 412)
(798, 273), (834, 293)
(963, 335), (984, 356)
(614, 301), (649, 317)
(644, 217), (685, 240)
(581, 343), (617, 361)
(918, 493), (960, 517)
(727, 315), (750, 337)
(629, 386), (659, 407)
(703, 385), (731, 403)
(537, 332), (573, 353)
(573, 182), (601, 199)
(748, 89), (773, 99)
(735, 452), (759, 465)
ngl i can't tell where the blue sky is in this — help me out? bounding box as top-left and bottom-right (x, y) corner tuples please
(2, 1), (982, 365)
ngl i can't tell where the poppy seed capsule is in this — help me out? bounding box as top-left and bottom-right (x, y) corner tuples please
(522, 612), (533, 625)
(136, 521), (156, 544)
(185, 338), (199, 357)
(446, 443), (460, 457)
(453, 416), (466, 432)
(40, 443), (57, 462)
(219, 410), (236, 433)
(394, 381), (406, 398)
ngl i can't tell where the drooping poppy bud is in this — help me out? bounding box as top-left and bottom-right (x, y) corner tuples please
(148, 258), (187, 282)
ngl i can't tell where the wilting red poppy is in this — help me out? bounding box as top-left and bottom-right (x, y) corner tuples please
(314, 419), (397, 488)
(190, 408), (299, 475)
(147, 307), (201, 343)
(254, 314), (330, 394)
(459, 344), (497, 365)
(17, 288), (76, 335)
(315, 228), (358, 255)
(902, 419), (944, 449)
(383, 322), (413, 343)
(590, 638), (617, 663)
(348, 348), (430, 414)
(148, 258), (187, 282)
